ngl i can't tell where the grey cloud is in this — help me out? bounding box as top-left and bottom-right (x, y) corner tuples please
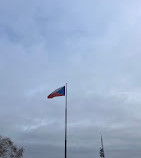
(1, 0), (141, 158)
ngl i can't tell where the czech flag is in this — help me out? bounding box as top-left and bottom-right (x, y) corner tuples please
(48, 86), (65, 99)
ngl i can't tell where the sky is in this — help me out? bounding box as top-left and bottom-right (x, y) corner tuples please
(0, 0), (141, 158)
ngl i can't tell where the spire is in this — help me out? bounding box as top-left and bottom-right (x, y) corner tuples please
(101, 134), (104, 150)
(100, 133), (105, 158)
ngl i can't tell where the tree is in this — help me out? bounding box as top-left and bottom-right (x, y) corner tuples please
(0, 136), (24, 158)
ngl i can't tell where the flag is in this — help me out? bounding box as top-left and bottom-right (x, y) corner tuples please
(48, 86), (65, 99)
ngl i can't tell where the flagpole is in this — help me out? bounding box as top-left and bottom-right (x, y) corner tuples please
(65, 83), (67, 158)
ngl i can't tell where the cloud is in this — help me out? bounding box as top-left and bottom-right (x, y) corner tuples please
(1, 0), (141, 158)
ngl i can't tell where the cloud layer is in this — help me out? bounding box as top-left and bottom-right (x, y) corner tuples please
(1, 0), (141, 158)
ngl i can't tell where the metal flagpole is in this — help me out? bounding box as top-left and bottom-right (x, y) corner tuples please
(65, 83), (67, 158)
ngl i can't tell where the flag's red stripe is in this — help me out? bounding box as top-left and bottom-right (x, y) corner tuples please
(48, 93), (63, 99)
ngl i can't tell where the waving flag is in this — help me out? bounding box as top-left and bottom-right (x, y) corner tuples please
(48, 86), (65, 99)
(48, 84), (67, 158)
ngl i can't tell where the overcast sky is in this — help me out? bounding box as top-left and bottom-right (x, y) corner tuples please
(1, 0), (141, 158)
